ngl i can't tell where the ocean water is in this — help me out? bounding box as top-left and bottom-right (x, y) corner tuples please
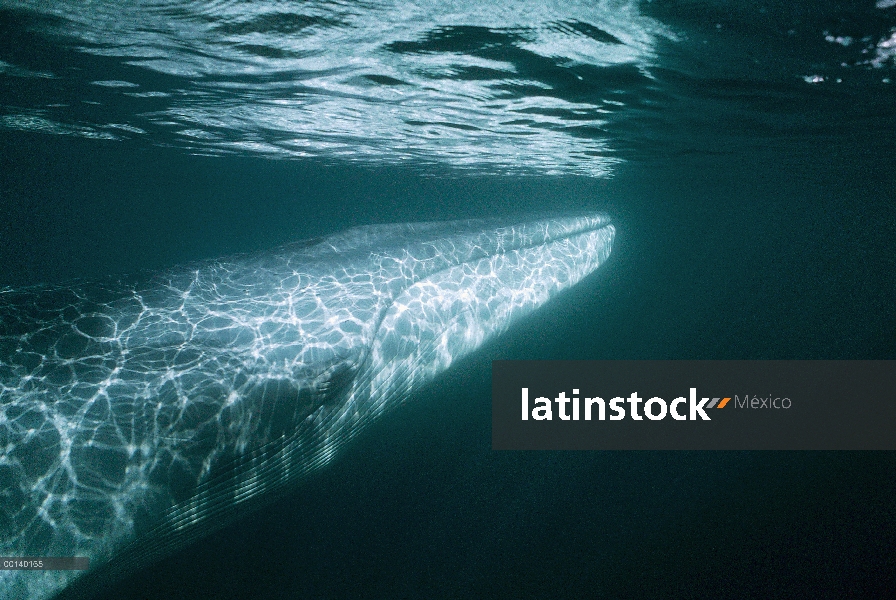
(1, 1), (894, 598)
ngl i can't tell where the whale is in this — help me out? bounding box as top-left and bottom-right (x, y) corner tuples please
(0, 213), (615, 599)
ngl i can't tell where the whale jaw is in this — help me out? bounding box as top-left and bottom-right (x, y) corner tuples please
(363, 217), (615, 418)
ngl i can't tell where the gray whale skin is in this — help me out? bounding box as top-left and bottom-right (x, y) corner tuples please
(0, 213), (614, 599)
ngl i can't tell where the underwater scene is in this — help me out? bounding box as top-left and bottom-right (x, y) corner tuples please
(1, 1), (894, 598)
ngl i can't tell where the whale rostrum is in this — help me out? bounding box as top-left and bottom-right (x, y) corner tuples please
(0, 214), (615, 599)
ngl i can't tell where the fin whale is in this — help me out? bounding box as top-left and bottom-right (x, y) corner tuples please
(0, 214), (615, 599)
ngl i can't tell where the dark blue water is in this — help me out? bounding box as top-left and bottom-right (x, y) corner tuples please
(1, 1), (895, 598)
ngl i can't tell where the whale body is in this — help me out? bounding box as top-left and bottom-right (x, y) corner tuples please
(0, 214), (615, 599)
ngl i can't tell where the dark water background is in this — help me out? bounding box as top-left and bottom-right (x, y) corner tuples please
(2, 0), (895, 598)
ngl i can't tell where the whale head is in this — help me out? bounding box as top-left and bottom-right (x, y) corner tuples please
(0, 213), (614, 600)
(357, 214), (616, 420)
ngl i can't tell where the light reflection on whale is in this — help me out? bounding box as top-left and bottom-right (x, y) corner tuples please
(0, 213), (614, 599)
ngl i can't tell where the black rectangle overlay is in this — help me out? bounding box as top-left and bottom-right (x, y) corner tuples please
(492, 361), (896, 450)
(0, 557), (89, 570)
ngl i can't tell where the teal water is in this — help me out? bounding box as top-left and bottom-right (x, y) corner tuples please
(1, 1), (895, 598)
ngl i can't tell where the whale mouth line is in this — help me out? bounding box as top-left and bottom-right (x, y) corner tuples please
(363, 213), (616, 356)
(359, 214), (616, 414)
(460, 214), (614, 257)
(387, 213), (615, 286)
